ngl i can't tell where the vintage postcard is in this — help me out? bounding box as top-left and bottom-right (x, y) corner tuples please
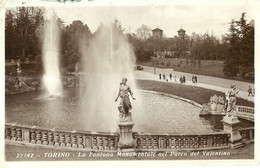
(0, 0), (259, 167)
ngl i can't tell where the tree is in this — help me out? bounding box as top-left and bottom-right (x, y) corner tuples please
(223, 13), (254, 77)
(13, 7), (44, 60)
(5, 7), (44, 60)
(62, 20), (92, 67)
(5, 10), (18, 59)
(136, 24), (152, 40)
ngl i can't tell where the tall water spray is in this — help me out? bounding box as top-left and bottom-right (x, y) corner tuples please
(42, 10), (62, 96)
(79, 24), (137, 132)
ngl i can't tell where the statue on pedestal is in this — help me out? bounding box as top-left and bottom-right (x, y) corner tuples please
(115, 78), (136, 122)
(225, 84), (239, 116)
(115, 78), (136, 149)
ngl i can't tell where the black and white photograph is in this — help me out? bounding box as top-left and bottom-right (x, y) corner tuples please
(0, 0), (259, 167)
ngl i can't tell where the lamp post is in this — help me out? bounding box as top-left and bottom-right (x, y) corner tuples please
(153, 46), (157, 74)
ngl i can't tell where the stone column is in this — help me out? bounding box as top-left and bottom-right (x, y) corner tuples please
(118, 119), (135, 149)
(221, 115), (243, 149)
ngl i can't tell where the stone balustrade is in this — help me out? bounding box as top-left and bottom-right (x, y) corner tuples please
(133, 132), (230, 150)
(5, 123), (119, 151)
(239, 127), (254, 142)
(5, 123), (254, 151)
(236, 105), (254, 122)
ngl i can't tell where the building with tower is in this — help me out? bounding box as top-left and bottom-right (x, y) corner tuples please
(152, 28), (163, 39)
(177, 28), (186, 39)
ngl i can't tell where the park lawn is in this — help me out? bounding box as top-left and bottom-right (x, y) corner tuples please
(138, 58), (253, 83)
(136, 79), (254, 107)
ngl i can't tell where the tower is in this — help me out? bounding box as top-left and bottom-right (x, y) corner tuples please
(177, 28), (185, 40)
(152, 28), (163, 39)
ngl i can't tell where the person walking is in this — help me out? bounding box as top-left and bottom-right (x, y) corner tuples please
(159, 74), (161, 80)
(248, 86), (253, 96)
(192, 76), (195, 84)
(163, 74), (165, 80)
(169, 73), (172, 80)
(174, 76), (177, 82)
(180, 76), (183, 83)
(183, 75), (186, 83)
(195, 76), (197, 83)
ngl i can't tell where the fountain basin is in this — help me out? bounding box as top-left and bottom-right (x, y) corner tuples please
(5, 88), (254, 134)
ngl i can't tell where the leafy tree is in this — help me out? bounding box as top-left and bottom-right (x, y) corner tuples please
(62, 20), (92, 67)
(5, 7), (44, 61)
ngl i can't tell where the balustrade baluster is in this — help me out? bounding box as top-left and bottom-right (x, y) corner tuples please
(11, 127), (17, 141)
(166, 137), (170, 149)
(16, 128), (22, 141)
(92, 136), (98, 149)
(115, 136), (119, 149)
(194, 137), (199, 148)
(104, 136), (109, 150)
(65, 134), (72, 147)
(98, 136), (104, 150)
(110, 137), (115, 150)
(136, 136), (141, 149)
(36, 130), (42, 144)
(5, 126), (11, 140)
(153, 137), (158, 149)
(77, 134), (83, 148)
(170, 137), (176, 149)
(147, 137), (152, 149)
(71, 134), (78, 148)
(48, 132), (54, 146)
(60, 133), (65, 147)
(142, 137), (147, 149)
(54, 132), (60, 147)
(30, 130), (36, 144)
(42, 131), (48, 145)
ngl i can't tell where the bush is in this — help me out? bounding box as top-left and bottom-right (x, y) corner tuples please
(161, 62), (165, 66)
(166, 62), (170, 67)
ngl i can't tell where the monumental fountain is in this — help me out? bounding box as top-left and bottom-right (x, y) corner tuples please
(4, 13), (255, 152)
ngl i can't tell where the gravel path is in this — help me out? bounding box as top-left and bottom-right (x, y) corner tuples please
(134, 66), (255, 103)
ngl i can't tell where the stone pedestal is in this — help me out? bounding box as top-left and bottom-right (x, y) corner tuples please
(222, 115), (243, 149)
(118, 118), (135, 149)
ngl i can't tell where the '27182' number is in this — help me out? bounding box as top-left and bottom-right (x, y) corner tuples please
(16, 153), (34, 158)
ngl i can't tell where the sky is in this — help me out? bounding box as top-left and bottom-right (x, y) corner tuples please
(51, 1), (257, 38)
(6, 0), (258, 38)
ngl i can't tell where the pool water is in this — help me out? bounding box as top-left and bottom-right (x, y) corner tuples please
(5, 88), (254, 134)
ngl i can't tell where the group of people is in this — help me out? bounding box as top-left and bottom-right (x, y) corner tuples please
(158, 73), (198, 84)
(159, 73), (180, 83)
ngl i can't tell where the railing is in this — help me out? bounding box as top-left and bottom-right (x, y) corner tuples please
(5, 123), (254, 151)
(236, 105), (254, 122)
(133, 132), (230, 150)
(239, 127), (254, 142)
(5, 123), (119, 151)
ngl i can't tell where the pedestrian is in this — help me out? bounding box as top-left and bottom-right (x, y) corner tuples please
(248, 86), (253, 96)
(159, 74), (161, 80)
(174, 76), (177, 82)
(195, 76), (197, 83)
(166, 77), (168, 82)
(163, 74), (165, 80)
(192, 76), (195, 84)
(169, 73), (172, 80)
(180, 76), (183, 83)
(183, 75), (186, 83)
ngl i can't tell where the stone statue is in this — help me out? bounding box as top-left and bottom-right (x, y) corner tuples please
(225, 84), (239, 116)
(115, 78), (136, 121)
